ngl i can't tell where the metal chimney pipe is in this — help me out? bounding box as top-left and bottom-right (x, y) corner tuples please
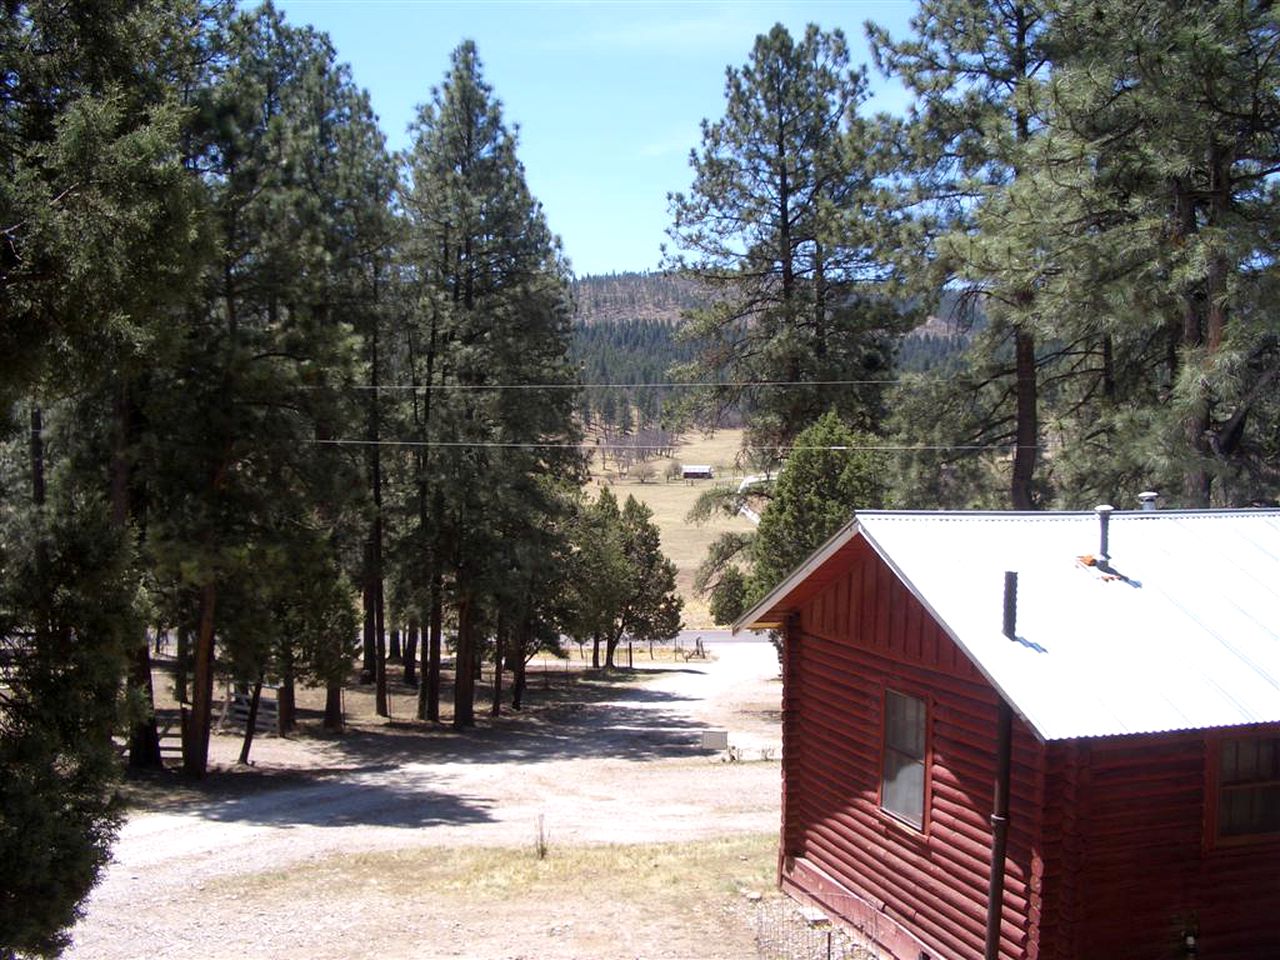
(986, 571), (1016, 960)
(1002, 571), (1018, 640)
(1095, 504), (1115, 567)
(1138, 491), (1159, 512)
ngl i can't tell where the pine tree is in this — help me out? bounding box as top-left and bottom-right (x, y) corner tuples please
(747, 410), (886, 601)
(403, 41), (581, 727)
(143, 4), (380, 775)
(565, 488), (682, 670)
(665, 23), (902, 455)
(980, 0), (1280, 506)
(868, 0), (1054, 509)
(1, 1), (206, 950)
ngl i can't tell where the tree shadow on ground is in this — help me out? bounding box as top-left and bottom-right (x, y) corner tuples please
(310, 680), (722, 770)
(195, 778), (495, 829)
(126, 661), (734, 825)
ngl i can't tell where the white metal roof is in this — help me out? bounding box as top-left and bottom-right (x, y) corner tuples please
(742, 509), (1280, 742)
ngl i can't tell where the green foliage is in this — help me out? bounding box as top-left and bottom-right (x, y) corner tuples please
(665, 23), (904, 453)
(869, 0), (1053, 510)
(1, 0), (209, 950)
(399, 40), (583, 721)
(0, 481), (135, 957)
(988, 0), (1280, 507)
(748, 411), (886, 600)
(565, 488), (682, 665)
(708, 566), (748, 626)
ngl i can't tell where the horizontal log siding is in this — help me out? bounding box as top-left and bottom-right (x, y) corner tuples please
(1036, 741), (1085, 958)
(1042, 734), (1280, 959)
(787, 542), (1045, 960)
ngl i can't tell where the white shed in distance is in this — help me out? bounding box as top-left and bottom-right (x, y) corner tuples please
(681, 464), (714, 480)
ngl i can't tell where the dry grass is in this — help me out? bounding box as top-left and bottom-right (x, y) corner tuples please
(589, 428), (757, 627)
(228, 832), (778, 905)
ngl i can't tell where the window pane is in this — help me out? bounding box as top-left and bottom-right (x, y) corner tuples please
(1221, 785), (1280, 838)
(886, 691), (925, 758)
(882, 691), (926, 828)
(882, 751), (925, 827)
(1218, 737), (1280, 839)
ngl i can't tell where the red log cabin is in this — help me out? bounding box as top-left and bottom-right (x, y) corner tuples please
(737, 508), (1280, 960)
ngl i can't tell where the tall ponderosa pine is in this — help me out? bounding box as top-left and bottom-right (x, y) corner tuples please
(665, 23), (902, 456)
(146, 4), (377, 774)
(403, 41), (581, 727)
(981, 0), (1280, 507)
(1, 0), (204, 951)
(869, 0), (1053, 509)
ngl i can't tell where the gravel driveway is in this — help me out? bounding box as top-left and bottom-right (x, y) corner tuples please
(68, 640), (783, 959)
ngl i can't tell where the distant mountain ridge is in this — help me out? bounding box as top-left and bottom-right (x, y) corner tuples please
(571, 271), (701, 327)
(570, 270), (977, 381)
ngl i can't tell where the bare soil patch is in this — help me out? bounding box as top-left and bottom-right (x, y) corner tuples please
(69, 641), (785, 959)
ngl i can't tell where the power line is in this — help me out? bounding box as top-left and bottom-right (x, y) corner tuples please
(303, 376), (953, 392)
(311, 438), (1021, 453)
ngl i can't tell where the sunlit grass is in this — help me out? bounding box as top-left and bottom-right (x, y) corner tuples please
(588, 428), (756, 628)
(229, 833), (777, 905)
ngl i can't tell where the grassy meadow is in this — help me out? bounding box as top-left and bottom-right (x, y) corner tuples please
(587, 428), (757, 628)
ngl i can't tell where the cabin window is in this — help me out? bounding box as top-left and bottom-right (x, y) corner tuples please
(881, 689), (927, 829)
(1217, 736), (1280, 840)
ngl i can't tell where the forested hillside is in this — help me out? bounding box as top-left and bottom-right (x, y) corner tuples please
(570, 273), (701, 436)
(572, 272), (700, 326)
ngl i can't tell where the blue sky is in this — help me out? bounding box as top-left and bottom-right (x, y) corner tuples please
(273, 1), (918, 276)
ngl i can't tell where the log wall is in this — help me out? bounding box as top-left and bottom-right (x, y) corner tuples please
(782, 539), (1045, 960)
(1040, 734), (1280, 958)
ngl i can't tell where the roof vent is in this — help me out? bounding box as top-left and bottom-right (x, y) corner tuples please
(1138, 491), (1159, 511)
(1095, 504), (1114, 567)
(1002, 571), (1018, 641)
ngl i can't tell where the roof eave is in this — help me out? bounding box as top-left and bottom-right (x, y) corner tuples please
(732, 516), (862, 634)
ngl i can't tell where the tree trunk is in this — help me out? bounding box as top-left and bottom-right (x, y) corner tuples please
(512, 658), (527, 711)
(374, 568), (387, 715)
(491, 615), (505, 718)
(361, 559), (376, 679)
(175, 624), (191, 703)
(453, 595), (475, 728)
(183, 580), (218, 778)
(30, 404), (45, 508)
(1007, 8), (1039, 513)
(1173, 177), (1211, 507)
(127, 645), (163, 767)
(591, 635), (602, 669)
(323, 677), (343, 731)
(425, 576), (443, 721)
(237, 676), (263, 765)
(390, 627), (401, 661)
(369, 302), (388, 711)
(1010, 328), (1038, 510)
(278, 652), (296, 734)
(404, 617), (419, 686)
(374, 589), (388, 717)
(111, 384), (162, 768)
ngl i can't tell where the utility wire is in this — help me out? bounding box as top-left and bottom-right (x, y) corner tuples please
(302, 376), (954, 391)
(311, 438), (1021, 452)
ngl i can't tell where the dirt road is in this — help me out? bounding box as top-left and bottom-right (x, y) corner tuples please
(68, 641), (784, 959)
